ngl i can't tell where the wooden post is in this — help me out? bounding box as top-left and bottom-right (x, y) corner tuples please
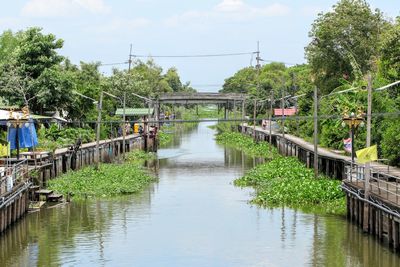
(394, 220), (399, 250)
(363, 73), (372, 232)
(313, 87), (319, 178)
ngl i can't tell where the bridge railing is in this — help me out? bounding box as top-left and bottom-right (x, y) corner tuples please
(346, 164), (400, 206)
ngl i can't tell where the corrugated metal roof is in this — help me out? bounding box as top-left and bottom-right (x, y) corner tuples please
(0, 110), (53, 121)
(0, 105), (19, 110)
(115, 108), (154, 116)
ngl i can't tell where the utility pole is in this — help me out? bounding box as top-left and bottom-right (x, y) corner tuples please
(363, 73), (373, 232)
(128, 44), (133, 73)
(281, 82), (285, 140)
(281, 79), (286, 155)
(241, 98), (245, 133)
(254, 41), (261, 140)
(122, 92), (126, 160)
(269, 91), (274, 145)
(313, 87), (319, 178)
(123, 44), (133, 161)
(269, 92), (274, 159)
(293, 74), (300, 136)
(253, 99), (257, 140)
(95, 91), (104, 170)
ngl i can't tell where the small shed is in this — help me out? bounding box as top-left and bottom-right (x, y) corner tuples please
(115, 108), (154, 118)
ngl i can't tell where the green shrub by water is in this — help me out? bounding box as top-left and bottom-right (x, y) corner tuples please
(48, 151), (156, 199)
(235, 157), (345, 215)
(158, 130), (173, 146)
(216, 131), (278, 159)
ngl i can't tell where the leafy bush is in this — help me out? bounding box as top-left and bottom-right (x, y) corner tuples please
(37, 124), (95, 151)
(381, 121), (400, 166)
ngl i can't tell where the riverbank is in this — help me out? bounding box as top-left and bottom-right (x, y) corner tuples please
(48, 150), (156, 199)
(215, 129), (346, 215)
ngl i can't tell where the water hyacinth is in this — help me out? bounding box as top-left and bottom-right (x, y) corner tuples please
(48, 151), (156, 199)
(235, 157), (345, 214)
(216, 132), (278, 159)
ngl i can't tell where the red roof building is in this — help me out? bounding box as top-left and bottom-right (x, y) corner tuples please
(274, 108), (297, 116)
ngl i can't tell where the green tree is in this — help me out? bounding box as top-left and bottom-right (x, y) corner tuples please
(0, 30), (18, 64)
(221, 67), (257, 94)
(66, 62), (103, 121)
(164, 67), (183, 92)
(14, 27), (64, 79)
(380, 18), (400, 84)
(0, 27), (70, 113)
(305, 0), (388, 94)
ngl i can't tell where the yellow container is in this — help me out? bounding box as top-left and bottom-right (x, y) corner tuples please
(134, 124), (139, 133)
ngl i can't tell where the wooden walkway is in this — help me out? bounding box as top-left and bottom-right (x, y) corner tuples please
(54, 133), (141, 155)
(245, 123), (400, 212)
(249, 124), (400, 179)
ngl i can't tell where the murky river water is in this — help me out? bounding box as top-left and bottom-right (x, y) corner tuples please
(1, 122), (400, 267)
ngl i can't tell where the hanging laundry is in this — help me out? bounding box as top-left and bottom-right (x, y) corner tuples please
(7, 120), (38, 150)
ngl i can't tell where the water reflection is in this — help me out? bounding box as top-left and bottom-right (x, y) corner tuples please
(1, 122), (399, 267)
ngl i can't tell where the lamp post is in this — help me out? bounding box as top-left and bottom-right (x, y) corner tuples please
(342, 107), (365, 163)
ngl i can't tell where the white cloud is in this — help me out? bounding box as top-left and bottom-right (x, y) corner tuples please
(97, 18), (151, 33)
(215, 0), (289, 16)
(164, 0), (290, 27)
(21, 0), (111, 18)
(300, 5), (326, 17)
(215, 0), (246, 13)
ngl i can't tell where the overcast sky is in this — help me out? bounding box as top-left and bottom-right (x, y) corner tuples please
(1, 0), (399, 92)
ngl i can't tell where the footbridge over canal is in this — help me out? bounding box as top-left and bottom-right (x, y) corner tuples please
(154, 92), (246, 120)
(157, 92), (246, 104)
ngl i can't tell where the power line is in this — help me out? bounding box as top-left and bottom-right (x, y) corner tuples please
(132, 52), (256, 58)
(132, 52), (299, 65)
(99, 61), (128, 66)
(44, 111), (400, 125)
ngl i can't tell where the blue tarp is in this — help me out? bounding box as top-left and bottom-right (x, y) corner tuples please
(7, 121), (38, 150)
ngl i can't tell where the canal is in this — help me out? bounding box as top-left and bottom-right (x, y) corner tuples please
(1, 122), (399, 266)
